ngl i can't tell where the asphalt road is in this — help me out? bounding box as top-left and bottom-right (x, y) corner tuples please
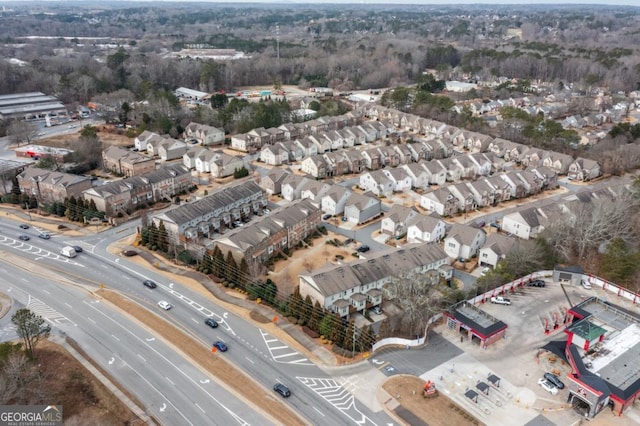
(0, 257), (268, 426)
(0, 217), (396, 426)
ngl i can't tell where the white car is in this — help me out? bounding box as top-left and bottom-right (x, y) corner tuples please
(580, 280), (592, 289)
(157, 300), (172, 310)
(537, 378), (558, 395)
(480, 267), (491, 276)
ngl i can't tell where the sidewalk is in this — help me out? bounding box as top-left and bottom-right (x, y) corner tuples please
(134, 249), (338, 366)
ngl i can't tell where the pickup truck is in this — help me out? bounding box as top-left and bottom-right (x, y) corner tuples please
(490, 296), (511, 305)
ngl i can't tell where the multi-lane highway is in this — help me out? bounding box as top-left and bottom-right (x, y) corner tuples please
(0, 253), (269, 426)
(0, 217), (396, 426)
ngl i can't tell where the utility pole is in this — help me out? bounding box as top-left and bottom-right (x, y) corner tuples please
(352, 323), (356, 358)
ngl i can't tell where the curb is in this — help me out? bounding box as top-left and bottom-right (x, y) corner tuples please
(50, 333), (154, 425)
(0, 292), (13, 320)
(133, 249), (340, 367)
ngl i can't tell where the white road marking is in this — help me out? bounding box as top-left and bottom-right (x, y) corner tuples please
(65, 303), (72, 308)
(313, 407), (325, 417)
(87, 317), (96, 324)
(138, 354), (146, 362)
(195, 403), (205, 414)
(166, 377), (175, 385)
(245, 357), (255, 364)
(111, 334), (120, 342)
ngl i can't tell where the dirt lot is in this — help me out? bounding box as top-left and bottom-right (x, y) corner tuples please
(95, 289), (305, 426)
(269, 231), (357, 294)
(382, 375), (479, 426)
(33, 340), (141, 424)
(38, 126), (133, 149)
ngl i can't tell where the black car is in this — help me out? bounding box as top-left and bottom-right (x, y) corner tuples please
(18, 235), (30, 241)
(205, 318), (218, 328)
(19, 224), (29, 229)
(544, 372), (565, 389)
(357, 245), (370, 253)
(528, 279), (546, 287)
(213, 341), (228, 352)
(273, 383), (291, 398)
(122, 250), (138, 257)
(72, 245), (83, 253)
(322, 214), (332, 220)
(143, 280), (157, 289)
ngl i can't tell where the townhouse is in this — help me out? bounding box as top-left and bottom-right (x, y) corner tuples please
(406, 215), (447, 244)
(151, 180), (266, 243)
(102, 146), (155, 177)
(380, 205), (420, 239)
(17, 168), (92, 206)
(214, 198), (321, 267)
(83, 163), (191, 217)
(443, 223), (487, 260)
(299, 242), (449, 317)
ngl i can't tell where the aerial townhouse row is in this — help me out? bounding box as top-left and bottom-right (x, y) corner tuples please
(213, 198), (322, 269)
(299, 242), (450, 318)
(81, 163), (192, 218)
(260, 169), (383, 225)
(231, 112), (364, 153)
(152, 180), (267, 244)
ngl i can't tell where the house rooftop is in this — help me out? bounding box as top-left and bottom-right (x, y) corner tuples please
(450, 302), (507, 339)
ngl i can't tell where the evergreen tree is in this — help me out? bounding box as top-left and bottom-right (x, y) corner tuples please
(319, 313), (337, 338)
(65, 196), (77, 220)
(76, 197), (86, 221)
(202, 251), (214, 273)
(299, 295), (313, 326)
(263, 279), (277, 305)
(238, 258), (249, 288)
(224, 252), (238, 283)
(329, 313), (343, 345)
(157, 220), (169, 252)
(147, 222), (158, 249)
(308, 301), (324, 332)
(88, 198), (98, 212)
(288, 290), (303, 319)
(212, 246), (224, 277)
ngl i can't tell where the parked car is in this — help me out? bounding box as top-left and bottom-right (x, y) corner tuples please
(581, 280), (592, 290)
(322, 214), (332, 220)
(157, 300), (172, 310)
(357, 245), (370, 253)
(371, 306), (383, 315)
(122, 250), (138, 257)
(19, 224), (29, 229)
(143, 280), (157, 289)
(489, 222), (501, 230)
(480, 267), (491, 276)
(38, 233), (50, 239)
(273, 383), (291, 398)
(528, 279), (546, 287)
(213, 341), (228, 352)
(544, 373), (565, 389)
(72, 245), (83, 253)
(537, 378), (559, 395)
(18, 235), (30, 241)
(204, 318), (218, 328)
(490, 296), (511, 305)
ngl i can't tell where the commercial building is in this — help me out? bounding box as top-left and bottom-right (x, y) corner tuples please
(563, 297), (640, 418)
(0, 92), (67, 121)
(443, 301), (508, 349)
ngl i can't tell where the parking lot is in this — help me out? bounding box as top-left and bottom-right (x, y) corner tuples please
(429, 277), (640, 426)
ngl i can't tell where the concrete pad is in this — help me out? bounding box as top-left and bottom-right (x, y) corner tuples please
(421, 352), (540, 426)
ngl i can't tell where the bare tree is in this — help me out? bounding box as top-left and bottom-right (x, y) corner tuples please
(7, 120), (37, 147)
(383, 269), (440, 338)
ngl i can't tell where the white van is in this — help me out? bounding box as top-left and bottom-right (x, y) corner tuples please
(60, 246), (77, 258)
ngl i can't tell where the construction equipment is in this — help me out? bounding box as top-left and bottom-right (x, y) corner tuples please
(423, 380), (438, 398)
